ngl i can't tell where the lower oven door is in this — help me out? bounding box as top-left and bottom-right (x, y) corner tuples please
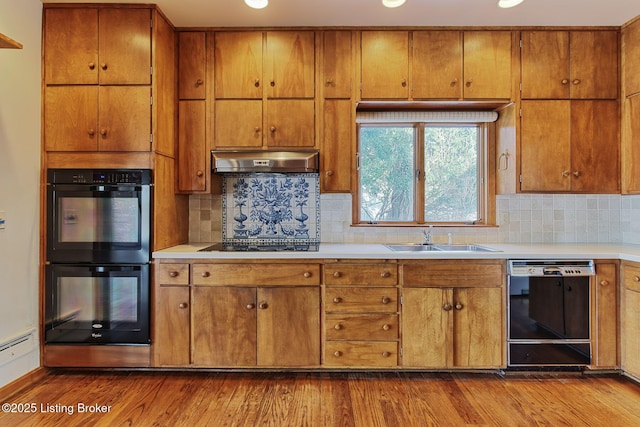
(508, 275), (591, 366)
(45, 264), (150, 344)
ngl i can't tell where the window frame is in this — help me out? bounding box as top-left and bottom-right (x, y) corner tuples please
(354, 120), (496, 227)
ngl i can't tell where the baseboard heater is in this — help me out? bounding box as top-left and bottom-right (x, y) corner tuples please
(0, 328), (35, 367)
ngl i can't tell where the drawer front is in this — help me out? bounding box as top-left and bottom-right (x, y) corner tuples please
(623, 264), (640, 292)
(192, 263), (320, 286)
(325, 287), (398, 313)
(402, 260), (504, 287)
(324, 263), (397, 286)
(156, 263), (189, 285)
(325, 341), (398, 367)
(325, 314), (398, 340)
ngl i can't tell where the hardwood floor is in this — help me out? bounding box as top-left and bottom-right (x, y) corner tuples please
(1, 371), (640, 426)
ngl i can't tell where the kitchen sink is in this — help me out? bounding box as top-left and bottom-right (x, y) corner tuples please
(385, 243), (501, 252)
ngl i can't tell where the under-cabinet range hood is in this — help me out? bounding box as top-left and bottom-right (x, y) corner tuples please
(211, 150), (319, 173)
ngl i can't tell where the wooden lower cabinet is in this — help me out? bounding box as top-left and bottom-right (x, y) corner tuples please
(401, 260), (505, 369)
(622, 262), (640, 379)
(192, 286), (320, 367)
(592, 261), (619, 369)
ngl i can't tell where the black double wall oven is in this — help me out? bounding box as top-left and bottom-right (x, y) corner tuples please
(45, 169), (152, 345)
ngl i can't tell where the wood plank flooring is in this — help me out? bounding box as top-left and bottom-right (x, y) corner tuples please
(1, 371), (640, 426)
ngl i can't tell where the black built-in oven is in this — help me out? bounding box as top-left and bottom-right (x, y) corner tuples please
(508, 260), (594, 367)
(46, 169), (151, 264)
(45, 169), (152, 345)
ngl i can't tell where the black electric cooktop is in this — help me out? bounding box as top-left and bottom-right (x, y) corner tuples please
(198, 242), (320, 252)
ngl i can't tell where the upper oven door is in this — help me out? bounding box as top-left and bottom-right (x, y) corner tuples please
(46, 182), (151, 264)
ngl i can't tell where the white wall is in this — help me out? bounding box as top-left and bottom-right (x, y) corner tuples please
(0, 0), (42, 387)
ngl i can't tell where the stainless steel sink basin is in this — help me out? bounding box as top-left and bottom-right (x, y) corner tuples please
(384, 244), (439, 252)
(385, 243), (501, 252)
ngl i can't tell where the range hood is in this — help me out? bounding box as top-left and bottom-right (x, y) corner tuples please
(211, 150), (319, 173)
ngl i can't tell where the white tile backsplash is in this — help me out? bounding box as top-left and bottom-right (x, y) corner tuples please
(189, 192), (640, 245)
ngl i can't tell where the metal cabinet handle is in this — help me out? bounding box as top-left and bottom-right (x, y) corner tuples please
(254, 79), (260, 87)
(169, 271), (179, 278)
(333, 271), (342, 278)
(101, 63), (108, 70)
(381, 296), (391, 304)
(201, 271), (210, 278)
(634, 276), (640, 282)
(572, 79), (581, 85)
(88, 128), (95, 137)
(333, 351), (342, 357)
(561, 79), (569, 85)
(455, 303), (464, 310)
(600, 280), (609, 287)
(195, 79), (203, 87)
(258, 302), (268, 310)
(443, 303), (453, 311)
(382, 351), (391, 358)
(178, 302), (188, 309)
(333, 296), (342, 304)
(246, 303), (256, 310)
(100, 129), (108, 137)
(380, 271), (390, 278)
(334, 323), (342, 330)
(303, 271), (312, 278)
(382, 324), (391, 331)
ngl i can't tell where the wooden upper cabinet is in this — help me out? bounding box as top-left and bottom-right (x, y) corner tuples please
(265, 99), (315, 147)
(622, 94), (640, 194)
(214, 31), (263, 99)
(462, 31), (512, 99)
(322, 31), (353, 99)
(44, 8), (98, 84)
(178, 32), (206, 100)
(178, 100), (206, 192)
(623, 19), (640, 97)
(521, 30), (618, 100)
(265, 31), (315, 98)
(361, 31), (409, 99)
(321, 100), (352, 192)
(520, 100), (619, 193)
(412, 31), (463, 99)
(44, 7), (151, 85)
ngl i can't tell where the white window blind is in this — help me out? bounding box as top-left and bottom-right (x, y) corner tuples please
(356, 110), (499, 123)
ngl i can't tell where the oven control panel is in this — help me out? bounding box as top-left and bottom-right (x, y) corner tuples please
(47, 169), (152, 185)
(508, 260), (595, 276)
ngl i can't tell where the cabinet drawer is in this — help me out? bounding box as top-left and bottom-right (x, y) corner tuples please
(402, 260), (504, 287)
(325, 314), (398, 340)
(325, 341), (398, 367)
(192, 263), (320, 286)
(324, 263), (397, 286)
(156, 263), (189, 285)
(623, 264), (640, 292)
(325, 288), (397, 313)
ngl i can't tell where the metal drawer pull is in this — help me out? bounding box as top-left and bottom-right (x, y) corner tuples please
(303, 271), (312, 278)
(382, 324), (391, 331)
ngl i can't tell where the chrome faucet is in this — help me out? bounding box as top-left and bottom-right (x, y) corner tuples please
(422, 225), (434, 244)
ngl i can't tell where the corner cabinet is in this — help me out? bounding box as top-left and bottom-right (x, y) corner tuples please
(43, 7), (153, 152)
(400, 260), (506, 369)
(154, 260), (321, 368)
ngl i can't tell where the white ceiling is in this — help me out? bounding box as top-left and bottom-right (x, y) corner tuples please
(41, 0), (640, 28)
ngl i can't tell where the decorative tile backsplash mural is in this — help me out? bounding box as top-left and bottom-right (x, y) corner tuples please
(222, 173), (320, 243)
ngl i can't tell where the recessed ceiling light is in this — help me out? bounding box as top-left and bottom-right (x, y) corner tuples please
(498, 0), (524, 8)
(382, 0), (406, 8)
(245, 0), (268, 9)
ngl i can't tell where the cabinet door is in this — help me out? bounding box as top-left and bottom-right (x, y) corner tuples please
(266, 31), (315, 99)
(98, 8), (151, 85)
(155, 286), (190, 366)
(593, 262), (618, 368)
(44, 86), (98, 151)
(452, 287), (503, 368)
(520, 100), (572, 192)
(570, 100), (620, 193)
(322, 31), (352, 99)
(98, 86), (151, 151)
(178, 100), (206, 192)
(214, 32), (263, 99)
(402, 287), (450, 368)
(44, 8), (99, 85)
(214, 100), (263, 148)
(622, 286), (640, 378)
(570, 31), (619, 100)
(265, 99), (315, 147)
(622, 94), (640, 193)
(178, 32), (206, 100)
(412, 31), (462, 99)
(321, 100), (352, 192)
(623, 21), (640, 97)
(361, 31), (409, 99)
(257, 287), (320, 366)
(463, 31), (512, 99)
(192, 287), (257, 366)
(521, 31), (570, 99)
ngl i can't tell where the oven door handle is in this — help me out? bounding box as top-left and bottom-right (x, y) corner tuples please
(89, 266), (142, 274)
(89, 185), (143, 192)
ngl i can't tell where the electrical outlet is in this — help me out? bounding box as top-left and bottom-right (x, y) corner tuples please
(0, 211), (5, 229)
(500, 212), (510, 226)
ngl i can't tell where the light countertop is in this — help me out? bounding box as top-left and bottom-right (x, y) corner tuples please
(153, 242), (640, 262)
